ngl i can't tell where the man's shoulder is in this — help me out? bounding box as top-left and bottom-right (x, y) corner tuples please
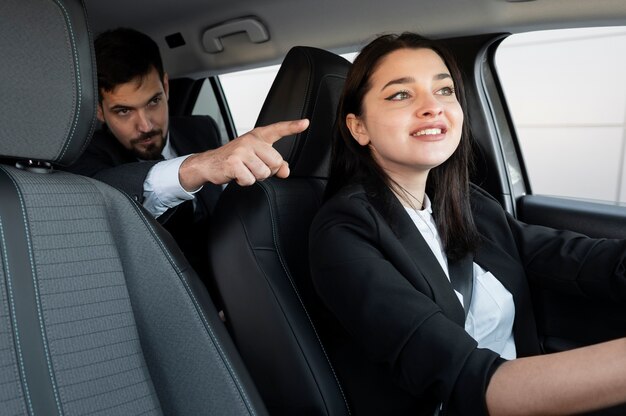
(89, 124), (109, 142)
(88, 125), (123, 152)
(63, 125), (134, 176)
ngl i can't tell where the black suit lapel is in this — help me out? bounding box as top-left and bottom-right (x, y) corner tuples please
(474, 236), (541, 356)
(469, 185), (541, 355)
(473, 237), (521, 296)
(367, 188), (466, 326)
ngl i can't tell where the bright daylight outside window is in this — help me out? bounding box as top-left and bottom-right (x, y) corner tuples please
(219, 64), (282, 135)
(495, 27), (626, 204)
(219, 53), (358, 135)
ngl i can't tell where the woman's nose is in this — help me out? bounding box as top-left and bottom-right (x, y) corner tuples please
(416, 94), (443, 118)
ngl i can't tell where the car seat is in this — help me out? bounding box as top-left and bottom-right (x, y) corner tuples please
(168, 77), (204, 117)
(0, 0), (267, 414)
(207, 46), (352, 415)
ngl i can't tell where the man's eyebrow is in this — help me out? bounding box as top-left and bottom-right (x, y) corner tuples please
(380, 73), (452, 91)
(147, 92), (164, 103)
(109, 92), (163, 112)
(109, 103), (129, 111)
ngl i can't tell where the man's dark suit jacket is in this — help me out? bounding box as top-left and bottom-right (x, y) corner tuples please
(309, 183), (626, 416)
(65, 116), (223, 281)
(66, 116), (222, 209)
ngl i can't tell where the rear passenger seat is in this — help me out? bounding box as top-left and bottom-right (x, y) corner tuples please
(0, 0), (268, 414)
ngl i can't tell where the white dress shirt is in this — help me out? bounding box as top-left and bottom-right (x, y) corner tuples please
(404, 195), (517, 359)
(142, 134), (201, 218)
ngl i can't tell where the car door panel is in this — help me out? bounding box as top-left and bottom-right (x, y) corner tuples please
(517, 195), (626, 353)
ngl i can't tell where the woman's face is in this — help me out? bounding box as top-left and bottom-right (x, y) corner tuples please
(347, 47), (463, 183)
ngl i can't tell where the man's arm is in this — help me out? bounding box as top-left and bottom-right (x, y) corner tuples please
(143, 155), (197, 218)
(65, 119), (309, 216)
(178, 119), (309, 191)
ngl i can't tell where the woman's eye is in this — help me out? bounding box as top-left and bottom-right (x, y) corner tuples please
(386, 90), (410, 101)
(436, 86), (455, 96)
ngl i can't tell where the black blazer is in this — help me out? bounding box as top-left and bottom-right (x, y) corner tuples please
(309, 183), (626, 415)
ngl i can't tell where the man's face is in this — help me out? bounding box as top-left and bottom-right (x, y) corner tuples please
(97, 67), (169, 160)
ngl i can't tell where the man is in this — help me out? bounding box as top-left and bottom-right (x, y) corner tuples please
(66, 28), (308, 282)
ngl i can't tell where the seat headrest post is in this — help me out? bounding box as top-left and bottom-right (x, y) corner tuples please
(15, 160), (54, 174)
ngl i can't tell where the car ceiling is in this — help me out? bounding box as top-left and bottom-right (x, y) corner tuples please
(84, 0), (626, 78)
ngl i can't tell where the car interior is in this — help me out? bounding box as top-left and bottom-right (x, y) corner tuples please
(2, 0), (626, 414)
(0, 0), (266, 415)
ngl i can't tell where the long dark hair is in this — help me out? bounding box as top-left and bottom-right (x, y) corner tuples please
(327, 32), (479, 260)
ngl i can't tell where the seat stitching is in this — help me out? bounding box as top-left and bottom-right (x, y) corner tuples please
(122, 194), (257, 416)
(261, 182), (352, 415)
(74, 0), (99, 160)
(0, 215), (34, 415)
(3, 169), (65, 415)
(51, 0), (81, 161)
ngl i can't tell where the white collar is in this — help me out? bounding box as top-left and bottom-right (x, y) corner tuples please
(160, 132), (177, 159)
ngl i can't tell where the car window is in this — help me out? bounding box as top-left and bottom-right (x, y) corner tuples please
(192, 79), (232, 145)
(218, 53), (358, 136)
(495, 27), (626, 204)
(219, 64), (281, 135)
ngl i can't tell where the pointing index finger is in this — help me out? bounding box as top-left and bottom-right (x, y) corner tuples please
(254, 119), (310, 145)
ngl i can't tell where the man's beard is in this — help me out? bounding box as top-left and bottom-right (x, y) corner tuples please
(129, 129), (165, 160)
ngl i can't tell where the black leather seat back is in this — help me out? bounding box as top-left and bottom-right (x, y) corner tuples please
(0, 1), (268, 415)
(168, 77), (203, 117)
(208, 46), (352, 415)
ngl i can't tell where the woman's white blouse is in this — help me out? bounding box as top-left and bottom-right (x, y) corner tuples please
(404, 196), (517, 360)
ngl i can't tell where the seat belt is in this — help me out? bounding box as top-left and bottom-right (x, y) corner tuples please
(447, 253), (474, 318)
(432, 253), (474, 416)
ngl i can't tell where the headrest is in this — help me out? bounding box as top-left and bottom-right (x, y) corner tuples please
(255, 46), (351, 178)
(0, 0), (97, 166)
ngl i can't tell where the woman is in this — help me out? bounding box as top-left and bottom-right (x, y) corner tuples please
(309, 33), (626, 415)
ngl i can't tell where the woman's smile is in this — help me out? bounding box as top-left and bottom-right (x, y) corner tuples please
(347, 47), (463, 184)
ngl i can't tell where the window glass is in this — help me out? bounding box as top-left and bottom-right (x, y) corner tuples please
(220, 64), (281, 135)
(219, 52), (358, 136)
(192, 80), (230, 145)
(495, 27), (626, 203)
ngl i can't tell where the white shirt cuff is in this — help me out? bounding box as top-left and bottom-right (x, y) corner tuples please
(143, 155), (203, 218)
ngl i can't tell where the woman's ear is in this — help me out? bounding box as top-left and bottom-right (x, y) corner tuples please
(346, 113), (370, 146)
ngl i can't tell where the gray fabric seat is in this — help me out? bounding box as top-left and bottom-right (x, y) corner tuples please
(0, 0), (268, 415)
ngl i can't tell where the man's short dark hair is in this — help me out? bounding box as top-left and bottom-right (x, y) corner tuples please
(94, 28), (165, 102)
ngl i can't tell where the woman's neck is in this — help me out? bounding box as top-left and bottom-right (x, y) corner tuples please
(387, 171), (429, 211)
